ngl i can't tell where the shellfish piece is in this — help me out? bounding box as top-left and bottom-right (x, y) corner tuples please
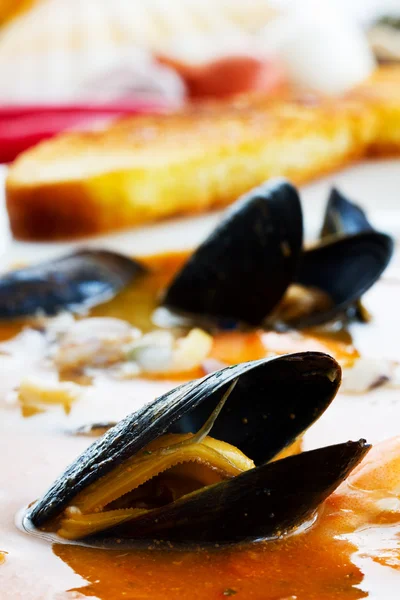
(58, 382), (257, 539)
(27, 352), (345, 542)
(0, 250), (146, 318)
(312, 187), (393, 325)
(163, 179), (392, 329)
(321, 187), (373, 238)
(296, 233), (393, 327)
(295, 190), (394, 328)
(54, 317), (141, 372)
(99, 440), (369, 543)
(163, 179), (303, 325)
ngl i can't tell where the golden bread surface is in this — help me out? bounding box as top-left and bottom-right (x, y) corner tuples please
(6, 67), (400, 240)
(347, 66), (400, 155)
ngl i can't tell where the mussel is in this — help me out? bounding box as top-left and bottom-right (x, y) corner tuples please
(0, 250), (146, 318)
(321, 188), (373, 237)
(0, 181), (391, 329)
(163, 180), (393, 328)
(26, 352), (370, 544)
(296, 188), (392, 326)
(164, 180), (303, 326)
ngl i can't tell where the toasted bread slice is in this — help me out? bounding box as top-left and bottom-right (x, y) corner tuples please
(6, 67), (399, 241)
(348, 66), (400, 155)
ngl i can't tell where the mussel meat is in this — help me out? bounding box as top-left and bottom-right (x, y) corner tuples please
(163, 179), (393, 328)
(26, 352), (370, 544)
(0, 249), (146, 318)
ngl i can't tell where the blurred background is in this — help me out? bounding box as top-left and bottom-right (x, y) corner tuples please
(0, 0), (399, 162)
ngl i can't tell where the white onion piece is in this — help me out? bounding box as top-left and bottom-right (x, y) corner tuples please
(172, 328), (213, 372)
(128, 329), (213, 374)
(127, 331), (175, 373)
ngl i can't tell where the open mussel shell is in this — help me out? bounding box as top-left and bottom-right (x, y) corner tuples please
(293, 190), (394, 328)
(163, 179), (303, 325)
(318, 188), (393, 324)
(109, 440), (369, 543)
(163, 180), (392, 329)
(29, 351), (341, 529)
(321, 188), (373, 238)
(0, 249), (146, 318)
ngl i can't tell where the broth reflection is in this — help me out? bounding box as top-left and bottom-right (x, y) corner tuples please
(54, 529), (366, 600)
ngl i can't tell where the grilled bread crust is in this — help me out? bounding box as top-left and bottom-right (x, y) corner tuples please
(6, 67), (400, 240)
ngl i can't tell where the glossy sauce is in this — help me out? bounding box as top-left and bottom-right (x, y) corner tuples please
(93, 251), (360, 367)
(0, 251), (400, 599)
(53, 531), (365, 600)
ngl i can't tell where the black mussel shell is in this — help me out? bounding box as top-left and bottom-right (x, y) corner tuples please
(294, 190), (394, 327)
(163, 179), (303, 325)
(296, 232), (393, 326)
(109, 440), (369, 543)
(163, 180), (392, 329)
(317, 188), (392, 324)
(29, 351), (341, 527)
(0, 249), (146, 318)
(72, 422), (118, 437)
(321, 188), (373, 238)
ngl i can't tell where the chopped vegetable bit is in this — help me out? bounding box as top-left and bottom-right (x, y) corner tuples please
(18, 377), (82, 415)
(127, 328), (212, 374)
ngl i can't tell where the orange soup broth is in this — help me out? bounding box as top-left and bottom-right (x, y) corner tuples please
(90, 250), (359, 369)
(0, 250), (399, 599)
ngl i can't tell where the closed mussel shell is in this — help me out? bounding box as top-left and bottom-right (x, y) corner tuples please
(0, 249), (146, 318)
(163, 178), (303, 325)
